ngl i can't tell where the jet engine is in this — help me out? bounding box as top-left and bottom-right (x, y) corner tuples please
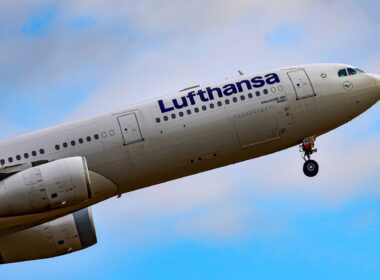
(0, 157), (91, 217)
(0, 208), (97, 264)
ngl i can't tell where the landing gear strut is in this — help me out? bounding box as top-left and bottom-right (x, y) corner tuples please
(299, 137), (319, 177)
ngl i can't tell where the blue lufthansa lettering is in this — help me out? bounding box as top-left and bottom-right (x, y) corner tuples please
(197, 89), (210, 102)
(265, 73), (280, 85)
(186, 91), (197, 105)
(223, 84), (238, 96)
(207, 87), (223, 99)
(158, 100), (174, 113)
(158, 73), (281, 113)
(236, 80), (252, 92)
(173, 96), (189, 109)
(251, 76), (265, 88)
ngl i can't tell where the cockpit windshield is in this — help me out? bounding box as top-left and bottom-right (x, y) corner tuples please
(347, 68), (357, 75)
(338, 67), (365, 77)
(338, 69), (348, 77)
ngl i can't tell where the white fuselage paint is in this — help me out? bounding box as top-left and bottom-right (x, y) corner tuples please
(0, 63), (379, 233)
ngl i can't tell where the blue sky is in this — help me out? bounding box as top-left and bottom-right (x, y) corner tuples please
(1, 0), (380, 279)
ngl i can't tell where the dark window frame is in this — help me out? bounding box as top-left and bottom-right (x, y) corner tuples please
(338, 68), (348, 77)
(347, 68), (357, 76)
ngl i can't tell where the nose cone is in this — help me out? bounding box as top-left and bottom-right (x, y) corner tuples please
(369, 74), (380, 98)
(376, 76), (380, 98)
(374, 75), (380, 85)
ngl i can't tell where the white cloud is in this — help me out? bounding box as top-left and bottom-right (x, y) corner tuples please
(2, 0), (379, 99)
(65, 0), (380, 118)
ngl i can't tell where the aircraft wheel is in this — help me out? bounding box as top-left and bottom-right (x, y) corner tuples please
(303, 160), (319, 177)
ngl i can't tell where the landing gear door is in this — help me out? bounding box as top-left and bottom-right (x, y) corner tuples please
(287, 69), (316, 99)
(117, 113), (144, 145)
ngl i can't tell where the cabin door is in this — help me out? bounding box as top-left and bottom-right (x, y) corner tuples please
(287, 69), (316, 99)
(117, 113), (144, 145)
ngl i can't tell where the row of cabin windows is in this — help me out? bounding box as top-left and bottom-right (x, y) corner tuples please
(155, 87), (281, 123)
(0, 149), (45, 165)
(55, 134), (100, 151)
(0, 134), (101, 166)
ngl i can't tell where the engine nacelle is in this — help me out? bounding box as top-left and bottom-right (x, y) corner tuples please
(0, 208), (97, 264)
(0, 157), (91, 217)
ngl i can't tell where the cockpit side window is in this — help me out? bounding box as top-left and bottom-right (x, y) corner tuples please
(347, 68), (358, 76)
(338, 69), (348, 77)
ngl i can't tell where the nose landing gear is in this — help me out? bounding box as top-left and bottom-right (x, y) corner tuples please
(300, 137), (319, 177)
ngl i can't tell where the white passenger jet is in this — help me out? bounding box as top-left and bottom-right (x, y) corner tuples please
(0, 64), (379, 264)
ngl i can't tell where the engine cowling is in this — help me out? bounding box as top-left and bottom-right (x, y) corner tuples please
(0, 208), (97, 264)
(0, 157), (91, 217)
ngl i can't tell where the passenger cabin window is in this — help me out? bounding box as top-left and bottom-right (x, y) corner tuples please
(338, 69), (348, 77)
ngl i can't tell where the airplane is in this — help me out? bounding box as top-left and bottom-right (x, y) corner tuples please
(0, 63), (379, 264)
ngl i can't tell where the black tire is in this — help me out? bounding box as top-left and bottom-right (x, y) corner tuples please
(303, 160), (319, 177)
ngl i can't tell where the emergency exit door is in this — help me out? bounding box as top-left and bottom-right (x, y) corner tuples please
(287, 69), (316, 99)
(117, 113), (144, 145)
